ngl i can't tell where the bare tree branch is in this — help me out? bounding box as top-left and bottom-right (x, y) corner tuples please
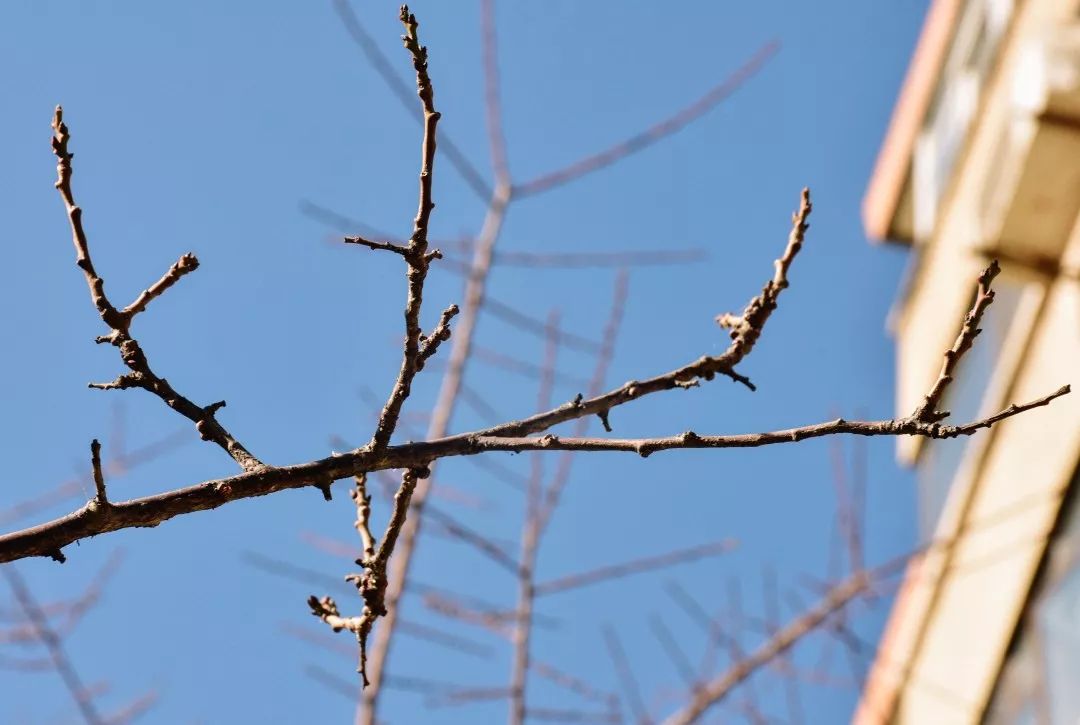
(490, 248), (707, 269)
(1, 230), (1068, 566)
(659, 556), (913, 725)
(2, 567), (103, 725)
(513, 41), (779, 198)
(481, 0), (510, 186)
(3, 12), (1073, 723)
(605, 626), (651, 725)
(50, 106), (261, 473)
(535, 540), (738, 597)
(367, 6), (447, 453)
(331, 0), (492, 200)
(308, 466), (430, 685)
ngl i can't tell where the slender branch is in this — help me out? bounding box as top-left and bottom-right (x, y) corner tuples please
(660, 571), (872, 725)
(536, 539), (737, 597)
(531, 660), (619, 707)
(354, 9), (519, 718)
(912, 261), (1000, 423)
(398, 616), (494, 657)
(104, 690), (159, 725)
(526, 707), (622, 723)
(480, 0), (510, 186)
(351, 474), (376, 563)
(0, 429), (188, 528)
(491, 248), (707, 269)
(2, 568), (103, 725)
(485, 296), (602, 354)
(513, 41), (779, 198)
(441, 386), (1069, 456)
(120, 254), (199, 319)
(427, 686), (512, 708)
(418, 304), (460, 372)
(308, 466), (429, 686)
(763, 567), (805, 725)
(422, 592), (516, 638)
(50, 106), (261, 472)
(368, 5), (446, 452)
(604, 626), (651, 724)
(509, 309), (562, 725)
(828, 435), (862, 574)
(536, 270), (629, 532)
(344, 235), (411, 256)
(89, 440), (108, 508)
(0, 381), (1066, 565)
(331, 0), (492, 200)
(1, 551), (121, 644)
(423, 504), (519, 574)
(359, 145), (512, 725)
(650, 614), (698, 688)
(469, 344), (592, 389)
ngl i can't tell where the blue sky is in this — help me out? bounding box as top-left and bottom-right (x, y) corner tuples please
(1, 1), (927, 722)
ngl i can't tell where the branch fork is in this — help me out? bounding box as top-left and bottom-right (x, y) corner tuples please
(4, 13), (1070, 714)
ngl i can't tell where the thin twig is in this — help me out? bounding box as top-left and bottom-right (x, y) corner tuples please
(89, 440), (108, 508)
(531, 660), (619, 707)
(481, 0), (510, 186)
(513, 41), (779, 198)
(308, 466), (430, 685)
(331, 0), (492, 200)
(485, 296), (602, 353)
(911, 261), (1000, 423)
(536, 270), (629, 532)
(368, 6), (446, 452)
(509, 308), (562, 725)
(491, 248), (707, 269)
(0, 261), (1067, 566)
(0, 551), (122, 644)
(0, 379), (1066, 565)
(0, 429), (188, 528)
(604, 626), (652, 724)
(357, 119), (513, 725)
(104, 690), (159, 725)
(535, 540), (738, 597)
(2, 568), (103, 725)
(650, 614), (699, 688)
(660, 562), (905, 724)
(50, 106), (261, 472)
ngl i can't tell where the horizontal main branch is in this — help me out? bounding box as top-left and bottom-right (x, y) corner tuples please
(0, 384), (1066, 564)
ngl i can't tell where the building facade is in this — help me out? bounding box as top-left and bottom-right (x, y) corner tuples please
(858, 0), (1080, 722)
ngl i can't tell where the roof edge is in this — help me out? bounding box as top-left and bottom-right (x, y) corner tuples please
(863, 0), (966, 243)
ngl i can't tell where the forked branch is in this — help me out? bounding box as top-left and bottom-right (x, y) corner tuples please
(0, 190), (1068, 568)
(0, 13), (1072, 718)
(50, 106), (261, 473)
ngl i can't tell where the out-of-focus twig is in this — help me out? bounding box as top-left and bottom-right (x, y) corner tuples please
(2, 567), (103, 725)
(513, 41), (780, 198)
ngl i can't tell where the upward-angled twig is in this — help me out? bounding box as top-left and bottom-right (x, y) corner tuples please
(331, 0), (492, 200)
(481, 0), (510, 186)
(1, 193), (1069, 567)
(50, 106), (261, 473)
(2, 13), (1073, 724)
(660, 553), (914, 725)
(513, 40), (779, 198)
(2, 567), (103, 725)
(534, 539), (738, 597)
(604, 626), (652, 725)
(367, 6), (449, 452)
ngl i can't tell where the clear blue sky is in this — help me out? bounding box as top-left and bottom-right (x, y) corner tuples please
(1, 1), (927, 722)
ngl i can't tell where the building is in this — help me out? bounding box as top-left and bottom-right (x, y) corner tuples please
(857, 0), (1080, 722)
